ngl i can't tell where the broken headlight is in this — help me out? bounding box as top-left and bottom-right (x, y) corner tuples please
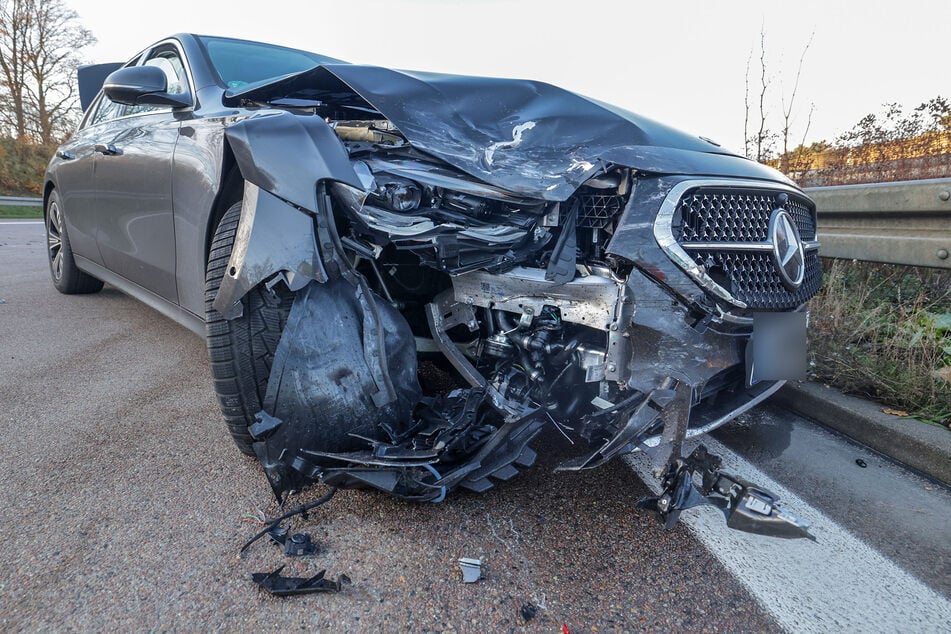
(372, 176), (421, 212)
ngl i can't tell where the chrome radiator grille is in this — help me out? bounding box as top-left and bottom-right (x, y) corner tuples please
(678, 190), (818, 243)
(670, 186), (822, 311)
(708, 250), (823, 309)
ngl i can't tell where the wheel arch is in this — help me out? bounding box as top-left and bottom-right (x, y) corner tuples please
(203, 141), (242, 274)
(43, 180), (56, 216)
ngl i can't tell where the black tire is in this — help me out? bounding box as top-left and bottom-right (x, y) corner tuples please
(204, 201), (294, 455)
(45, 189), (104, 294)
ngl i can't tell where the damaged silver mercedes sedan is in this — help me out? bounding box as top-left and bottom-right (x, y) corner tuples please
(46, 34), (821, 536)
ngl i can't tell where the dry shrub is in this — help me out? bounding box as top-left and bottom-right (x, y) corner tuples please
(0, 136), (55, 196)
(808, 258), (951, 427)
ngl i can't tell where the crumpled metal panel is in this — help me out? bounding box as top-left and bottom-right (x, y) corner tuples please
(213, 183), (327, 319)
(223, 64), (792, 201)
(224, 110), (362, 212)
(622, 268), (743, 395)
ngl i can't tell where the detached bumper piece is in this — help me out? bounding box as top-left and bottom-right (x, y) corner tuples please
(639, 445), (815, 540)
(252, 566), (351, 597)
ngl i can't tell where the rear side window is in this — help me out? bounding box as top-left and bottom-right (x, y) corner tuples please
(199, 36), (342, 89)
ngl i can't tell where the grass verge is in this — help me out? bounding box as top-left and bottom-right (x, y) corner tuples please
(0, 204), (43, 218)
(808, 258), (951, 429)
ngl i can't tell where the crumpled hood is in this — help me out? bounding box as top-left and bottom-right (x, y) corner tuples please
(225, 64), (793, 200)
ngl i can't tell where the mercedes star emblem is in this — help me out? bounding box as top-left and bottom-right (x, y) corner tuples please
(768, 209), (805, 291)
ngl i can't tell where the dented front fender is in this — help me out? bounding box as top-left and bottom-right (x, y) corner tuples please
(212, 183), (326, 319)
(224, 111), (362, 211)
(213, 111), (367, 317)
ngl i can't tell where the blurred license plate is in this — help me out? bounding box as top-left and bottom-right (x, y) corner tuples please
(746, 312), (807, 387)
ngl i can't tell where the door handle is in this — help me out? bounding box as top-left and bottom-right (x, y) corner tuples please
(94, 143), (123, 156)
(56, 150), (75, 160)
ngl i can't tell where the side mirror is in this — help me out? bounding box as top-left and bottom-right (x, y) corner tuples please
(102, 66), (191, 108)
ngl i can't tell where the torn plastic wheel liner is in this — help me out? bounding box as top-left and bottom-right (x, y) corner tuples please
(249, 275), (421, 499)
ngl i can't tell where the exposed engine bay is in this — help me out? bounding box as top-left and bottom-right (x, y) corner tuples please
(215, 105), (820, 539)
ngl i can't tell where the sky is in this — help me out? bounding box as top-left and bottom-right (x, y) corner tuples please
(67, 0), (950, 156)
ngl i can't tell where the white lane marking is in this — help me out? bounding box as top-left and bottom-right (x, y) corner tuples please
(625, 438), (951, 633)
(0, 221), (43, 225)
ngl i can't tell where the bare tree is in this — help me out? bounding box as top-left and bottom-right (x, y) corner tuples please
(755, 29), (769, 161)
(743, 26), (816, 167)
(779, 31), (814, 172)
(0, 0), (30, 138)
(743, 47), (752, 158)
(743, 27), (777, 162)
(791, 101), (816, 173)
(0, 0), (94, 143)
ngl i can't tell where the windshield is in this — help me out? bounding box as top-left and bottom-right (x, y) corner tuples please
(197, 36), (345, 89)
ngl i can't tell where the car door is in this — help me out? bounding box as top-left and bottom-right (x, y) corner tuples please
(91, 45), (191, 304)
(51, 96), (128, 266)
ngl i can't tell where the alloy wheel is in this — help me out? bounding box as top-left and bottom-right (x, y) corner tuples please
(47, 200), (64, 281)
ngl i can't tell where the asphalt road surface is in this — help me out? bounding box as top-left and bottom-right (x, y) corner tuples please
(2, 219), (949, 632)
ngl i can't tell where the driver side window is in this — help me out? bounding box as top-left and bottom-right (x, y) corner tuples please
(125, 47), (190, 116)
(147, 54), (187, 94)
(89, 95), (125, 126)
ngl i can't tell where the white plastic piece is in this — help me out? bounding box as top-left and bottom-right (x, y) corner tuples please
(458, 557), (482, 583)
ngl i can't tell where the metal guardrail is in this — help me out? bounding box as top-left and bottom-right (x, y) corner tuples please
(0, 195), (42, 207)
(805, 178), (951, 269)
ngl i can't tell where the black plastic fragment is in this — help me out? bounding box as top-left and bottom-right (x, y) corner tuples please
(855, 459), (867, 468)
(545, 200), (578, 284)
(520, 603), (538, 622)
(251, 566), (351, 597)
(265, 526), (318, 557)
(250, 411), (283, 441)
(284, 533), (317, 557)
(266, 525), (289, 546)
(306, 390), (546, 501)
(555, 392), (660, 472)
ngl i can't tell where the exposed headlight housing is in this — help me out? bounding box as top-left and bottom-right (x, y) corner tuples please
(373, 176), (421, 212)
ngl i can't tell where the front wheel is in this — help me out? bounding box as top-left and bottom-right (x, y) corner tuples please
(204, 201), (294, 455)
(45, 189), (103, 295)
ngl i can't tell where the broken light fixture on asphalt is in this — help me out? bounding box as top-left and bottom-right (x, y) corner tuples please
(639, 445), (815, 540)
